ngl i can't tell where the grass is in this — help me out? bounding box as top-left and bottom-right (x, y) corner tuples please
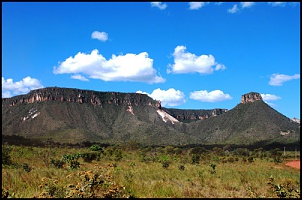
(2, 144), (300, 198)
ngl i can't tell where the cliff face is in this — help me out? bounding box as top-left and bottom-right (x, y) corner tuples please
(2, 87), (161, 109)
(241, 92), (263, 104)
(2, 87), (227, 123)
(162, 108), (228, 122)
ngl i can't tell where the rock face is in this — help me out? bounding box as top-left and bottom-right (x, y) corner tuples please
(162, 108), (228, 122)
(2, 87), (161, 109)
(2, 87), (227, 123)
(241, 92), (263, 104)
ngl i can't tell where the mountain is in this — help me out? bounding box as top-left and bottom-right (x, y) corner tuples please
(2, 87), (300, 147)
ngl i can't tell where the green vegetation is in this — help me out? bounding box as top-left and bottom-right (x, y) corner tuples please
(2, 88), (300, 147)
(2, 143), (300, 198)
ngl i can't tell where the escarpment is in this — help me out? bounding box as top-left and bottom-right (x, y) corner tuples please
(161, 108), (228, 123)
(2, 87), (161, 109)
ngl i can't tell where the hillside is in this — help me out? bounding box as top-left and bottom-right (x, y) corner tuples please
(2, 87), (300, 147)
(2, 87), (190, 145)
(187, 100), (300, 145)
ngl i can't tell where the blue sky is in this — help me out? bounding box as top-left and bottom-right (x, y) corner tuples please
(2, 2), (300, 119)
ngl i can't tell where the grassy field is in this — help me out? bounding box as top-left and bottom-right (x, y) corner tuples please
(2, 143), (300, 198)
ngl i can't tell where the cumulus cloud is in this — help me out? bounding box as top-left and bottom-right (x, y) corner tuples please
(168, 45), (226, 74)
(53, 49), (165, 84)
(137, 88), (185, 107)
(228, 2), (255, 14)
(71, 74), (89, 81)
(2, 76), (44, 98)
(151, 2), (167, 10)
(91, 31), (108, 42)
(189, 2), (207, 10)
(228, 4), (239, 13)
(269, 73), (300, 86)
(261, 94), (281, 101)
(190, 90), (232, 102)
(260, 93), (280, 108)
(240, 2), (255, 8)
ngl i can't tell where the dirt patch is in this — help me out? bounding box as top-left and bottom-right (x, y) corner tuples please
(285, 160), (300, 169)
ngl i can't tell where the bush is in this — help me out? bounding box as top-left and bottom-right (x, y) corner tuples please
(2, 146), (13, 165)
(268, 176), (300, 198)
(210, 163), (216, 174)
(162, 160), (170, 169)
(22, 163), (31, 172)
(248, 157), (254, 163)
(113, 149), (123, 162)
(81, 152), (99, 163)
(90, 144), (103, 152)
(62, 153), (81, 169)
(178, 165), (185, 171)
(191, 154), (200, 165)
(50, 158), (65, 169)
(190, 147), (207, 155)
(69, 161), (80, 169)
(228, 157), (235, 163)
(64, 167), (130, 198)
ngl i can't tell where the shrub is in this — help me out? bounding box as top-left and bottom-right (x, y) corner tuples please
(69, 160), (80, 169)
(64, 167), (130, 198)
(210, 163), (216, 174)
(81, 152), (99, 163)
(50, 158), (65, 169)
(113, 149), (123, 162)
(268, 176), (300, 198)
(178, 165), (185, 171)
(227, 157), (235, 163)
(129, 162), (136, 168)
(248, 156), (254, 163)
(190, 147), (207, 155)
(22, 163), (31, 172)
(36, 178), (65, 198)
(191, 154), (200, 165)
(62, 153), (81, 169)
(162, 160), (170, 169)
(90, 144), (103, 152)
(2, 146), (13, 166)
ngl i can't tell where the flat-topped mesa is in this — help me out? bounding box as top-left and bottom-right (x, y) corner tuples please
(241, 92), (263, 104)
(2, 87), (161, 108)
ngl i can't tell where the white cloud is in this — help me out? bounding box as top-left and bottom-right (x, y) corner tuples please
(2, 76), (44, 98)
(137, 88), (185, 107)
(168, 45), (226, 74)
(151, 2), (167, 10)
(269, 73), (300, 86)
(240, 2), (255, 8)
(215, 63), (226, 71)
(261, 94), (281, 101)
(190, 90), (232, 102)
(189, 2), (207, 10)
(2, 91), (12, 98)
(268, 2), (286, 7)
(91, 31), (108, 42)
(71, 74), (89, 81)
(228, 4), (239, 13)
(53, 49), (165, 84)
